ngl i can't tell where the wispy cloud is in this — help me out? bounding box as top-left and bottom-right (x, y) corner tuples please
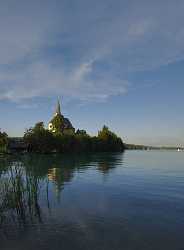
(0, 60), (128, 101)
(0, 0), (184, 102)
(17, 103), (38, 109)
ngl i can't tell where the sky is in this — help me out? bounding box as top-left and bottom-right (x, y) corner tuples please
(0, 0), (183, 146)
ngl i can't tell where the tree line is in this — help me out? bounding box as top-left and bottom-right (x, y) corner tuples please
(23, 122), (125, 153)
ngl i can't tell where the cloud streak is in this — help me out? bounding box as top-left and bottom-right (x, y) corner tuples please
(0, 60), (128, 101)
(0, 0), (184, 102)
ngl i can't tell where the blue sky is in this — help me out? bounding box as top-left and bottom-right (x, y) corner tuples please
(0, 0), (183, 146)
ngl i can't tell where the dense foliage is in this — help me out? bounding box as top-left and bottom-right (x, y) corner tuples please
(23, 123), (125, 153)
(0, 130), (8, 153)
(24, 122), (55, 153)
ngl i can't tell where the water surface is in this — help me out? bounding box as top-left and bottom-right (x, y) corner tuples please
(0, 151), (184, 250)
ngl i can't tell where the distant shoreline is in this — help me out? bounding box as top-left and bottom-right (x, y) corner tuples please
(4, 137), (184, 154)
(125, 143), (184, 151)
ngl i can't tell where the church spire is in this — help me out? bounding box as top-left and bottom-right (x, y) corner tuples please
(55, 99), (61, 115)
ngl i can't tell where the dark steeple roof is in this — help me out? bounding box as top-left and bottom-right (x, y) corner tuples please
(55, 99), (61, 115)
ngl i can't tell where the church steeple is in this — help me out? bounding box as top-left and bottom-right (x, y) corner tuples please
(48, 98), (75, 133)
(55, 99), (61, 116)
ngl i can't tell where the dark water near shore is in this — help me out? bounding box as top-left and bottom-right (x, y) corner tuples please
(0, 151), (184, 250)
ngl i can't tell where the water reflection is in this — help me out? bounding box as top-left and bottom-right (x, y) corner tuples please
(96, 154), (120, 174)
(1, 152), (184, 250)
(0, 153), (123, 238)
(0, 164), (42, 239)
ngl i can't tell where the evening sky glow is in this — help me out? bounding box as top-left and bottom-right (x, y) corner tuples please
(0, 0), (183, 146)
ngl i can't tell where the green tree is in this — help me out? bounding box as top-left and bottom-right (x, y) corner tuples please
(74, 130), (91, 152)
(76, 129), (87, 136)
(0, 130), (8, 153)
(97, 125), (124, 152)
(33, 122), (45, 132)
(24, 122), (55, 153)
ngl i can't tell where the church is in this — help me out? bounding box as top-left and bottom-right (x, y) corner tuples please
(48, 100), (75, 134)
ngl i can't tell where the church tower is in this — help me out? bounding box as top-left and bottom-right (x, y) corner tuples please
(55, 99), (61, 116)
(48, 99), (75, 134)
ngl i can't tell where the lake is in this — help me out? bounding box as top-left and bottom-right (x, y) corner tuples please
(0, 151), (184, 250)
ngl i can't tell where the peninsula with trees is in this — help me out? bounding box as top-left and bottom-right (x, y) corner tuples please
(0, 100), (125, 154)
(1, 100), (183, 154)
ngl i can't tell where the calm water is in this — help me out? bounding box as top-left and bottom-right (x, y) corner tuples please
(0, 151), (184, 250)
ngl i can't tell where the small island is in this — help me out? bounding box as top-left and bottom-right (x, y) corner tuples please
(0, 100), (125, 154)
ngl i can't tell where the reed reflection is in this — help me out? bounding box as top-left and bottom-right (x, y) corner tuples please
(0, 164), (42, 240)
(0, 152), (123, 237)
